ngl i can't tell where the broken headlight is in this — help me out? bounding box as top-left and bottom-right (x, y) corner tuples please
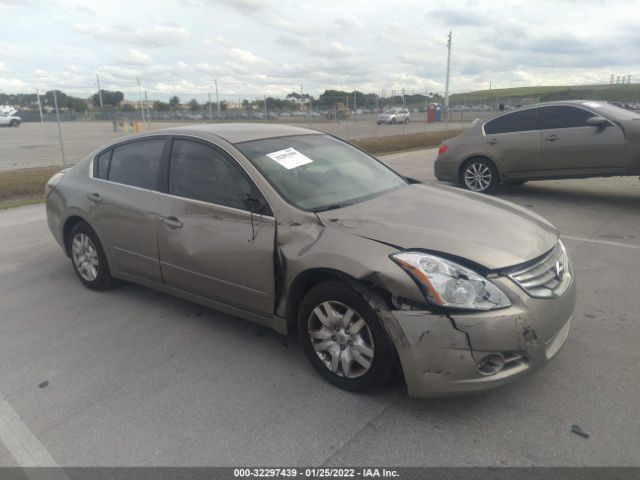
(391, 252), (511, 311)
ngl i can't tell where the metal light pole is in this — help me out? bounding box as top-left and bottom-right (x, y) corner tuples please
(36, 88), (44, 123)
(52, 91), (66, 165)
(96, 73), (104, 111)
(136, 77), (145, 125)
(444, 31), (452, 123)
(144, 91), (151, 129)
(215, 78), (220, 113)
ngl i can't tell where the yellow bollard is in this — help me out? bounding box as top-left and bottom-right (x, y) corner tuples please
(133, 121), (142, 132)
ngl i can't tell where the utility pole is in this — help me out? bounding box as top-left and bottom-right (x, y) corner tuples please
(96, 73), (104, 111)
(36, 88), (44, 123)
(300, 84), (304, 114)
(444, 31), (452, 122)
(136, 77), (145, 125)
(214, 78), (220, 113)
(264, 95), (268, 123)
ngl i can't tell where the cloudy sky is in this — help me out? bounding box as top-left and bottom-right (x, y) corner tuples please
(1, 0), (638, 101)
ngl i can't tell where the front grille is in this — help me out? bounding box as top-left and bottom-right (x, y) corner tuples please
(507, 242), (572, 299)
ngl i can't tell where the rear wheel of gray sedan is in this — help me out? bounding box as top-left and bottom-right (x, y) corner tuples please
(67, 221), (115, 291)
(462, 158), (499, 194)
(298, 281), (395, 392)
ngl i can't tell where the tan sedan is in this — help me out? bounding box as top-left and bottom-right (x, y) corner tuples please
(435, 100), (640, 193)
(46, 124), (575, 397)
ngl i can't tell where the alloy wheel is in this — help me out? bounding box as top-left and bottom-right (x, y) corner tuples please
(307, 301), (375, 379)
(464, 162), (492, 192)
(71, 232), (99, 282)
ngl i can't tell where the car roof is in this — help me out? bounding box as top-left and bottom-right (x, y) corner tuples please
(139, 123), (322, 144)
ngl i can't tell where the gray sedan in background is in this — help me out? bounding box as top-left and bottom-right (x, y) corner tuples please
(46, 124), (575, 397)
(435, 100), (640, 193)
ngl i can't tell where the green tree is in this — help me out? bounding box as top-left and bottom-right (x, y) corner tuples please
(169, 96), (181, 110)
(188, 98), (200, 111)
(154, 101), (170, 111)
(92, 90), (124, 107)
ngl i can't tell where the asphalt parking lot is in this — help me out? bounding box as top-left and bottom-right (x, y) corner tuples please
(0, 118), (469, 171)
(0, 148), (639, 467)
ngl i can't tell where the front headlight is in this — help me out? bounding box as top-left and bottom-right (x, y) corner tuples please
(391, 252), (511, 310)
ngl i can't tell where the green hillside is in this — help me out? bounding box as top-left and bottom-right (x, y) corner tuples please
(449, 84), (640, 104)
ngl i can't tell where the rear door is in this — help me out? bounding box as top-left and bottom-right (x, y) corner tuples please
(539, 105), (625, 172)
(482, 108), (542, 176)
(89, 137), (167, 283)
(156, 137), (276, 315)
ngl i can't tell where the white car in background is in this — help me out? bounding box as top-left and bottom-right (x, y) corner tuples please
(0, 106), (21, 127)
(377, 108), (410, 125)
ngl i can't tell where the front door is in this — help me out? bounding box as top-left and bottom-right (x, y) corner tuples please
(539, 105), (625, 173)
(157, 138), (276, 316)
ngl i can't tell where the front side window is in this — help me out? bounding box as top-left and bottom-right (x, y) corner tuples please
(484, 109), (539, 135)
(540, 106), (596, 129)
(108, 139), (165, 190)
(236, 134), (407, 211)
(169, 139), (254, 210)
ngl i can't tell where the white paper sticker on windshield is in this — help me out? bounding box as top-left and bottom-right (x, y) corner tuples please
(582, 101), (602, 108)
(266, 147), (314, 169)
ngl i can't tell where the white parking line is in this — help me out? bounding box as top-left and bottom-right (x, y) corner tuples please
(563, 235), (640, 250)
(0, 389), (60, 467)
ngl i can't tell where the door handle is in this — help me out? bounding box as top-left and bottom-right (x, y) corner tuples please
(87, 193), (102, 203)
(487, 138), (499, 145)
(544, 135), (560, 142)
(160, 215), (183, 229)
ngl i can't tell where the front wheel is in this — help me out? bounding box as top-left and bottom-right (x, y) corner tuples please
(298, 281), (395, 392)
(9, 120), (18, 127)
(462, 158), (499, 194)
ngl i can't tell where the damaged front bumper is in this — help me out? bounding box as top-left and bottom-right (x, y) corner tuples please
(381, 276), (576, 397)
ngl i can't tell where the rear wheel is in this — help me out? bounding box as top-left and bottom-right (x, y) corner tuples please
(461, 158), (499, 194)
(390, 118), (396, 125)
(67, 221), (115, 290)
(9, 120), (18, 127)
(298, 281), (395, 392)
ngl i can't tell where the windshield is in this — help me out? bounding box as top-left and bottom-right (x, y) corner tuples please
(236, 134), (407, 211)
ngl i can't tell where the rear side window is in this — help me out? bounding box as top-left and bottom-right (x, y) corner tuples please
(484, 109), (539, 134)
(169, 139), (254, 210)
(108, 139), (165, 190)
(540, 106), (595, 129)
(94, 150), (111, 179)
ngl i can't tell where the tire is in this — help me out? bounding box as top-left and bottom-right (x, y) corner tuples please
(390, 118), (396, 125)
(404, 118), (409, 124)
(298, 281), (396, 392)
(9, 120), (18, 127)
(461, 158), (499, 194)
(67, 221), (115, 291)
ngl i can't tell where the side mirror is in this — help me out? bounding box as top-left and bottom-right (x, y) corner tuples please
(586, 116), (609, 127)
(244, 193), (265, 213)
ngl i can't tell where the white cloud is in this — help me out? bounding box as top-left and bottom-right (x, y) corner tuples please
(73, 24), (191, 47)
(120, 49), (153, 66)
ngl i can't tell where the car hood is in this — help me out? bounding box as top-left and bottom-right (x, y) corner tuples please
(317, 184), (558, 270)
